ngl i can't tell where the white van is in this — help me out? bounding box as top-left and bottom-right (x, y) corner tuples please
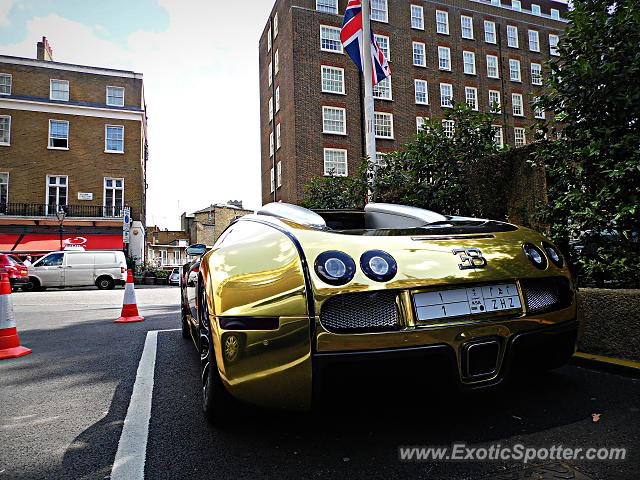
(27, 250), (127, 290)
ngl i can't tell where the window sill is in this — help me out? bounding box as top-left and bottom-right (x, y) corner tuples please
(323, 173), (348, 177)
(413, 64), (427, 68)
(375, 136), (395, 141)
(488, 76), (500, 80)
(415, 102), (429, 106)
(105, 150), (125, 154)
(321, 91), (347, 96)
(48, 146), (69, 151)
(322, 131), (347, 136)
(373, 97), (393, 102)
(106, 103), (125, 108)
(49, 98), (70, 102)
(513, 114), (525, 118)
(0, 142), (9, 147)
(0, 93), (10, 96)
(464, 72), (477, 76)
(462, 36), (474, 41)
(437, 32), (450, 36)
(411, 27), (425, 31)
(320, 48), (344, 55)
(511, 79), (522, 83)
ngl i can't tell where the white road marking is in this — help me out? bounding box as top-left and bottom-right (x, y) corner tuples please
(110, 328), (181, 480)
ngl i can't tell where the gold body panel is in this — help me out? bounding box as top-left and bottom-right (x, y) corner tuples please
(189, 215), (577, 411)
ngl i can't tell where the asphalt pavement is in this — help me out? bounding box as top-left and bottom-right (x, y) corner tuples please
(1, 287), (639, 480)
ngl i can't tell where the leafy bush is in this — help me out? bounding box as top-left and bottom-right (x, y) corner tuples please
(533, 0), (640, 287)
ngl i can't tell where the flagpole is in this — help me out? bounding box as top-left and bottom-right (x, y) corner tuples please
(360, 0), (377, 201)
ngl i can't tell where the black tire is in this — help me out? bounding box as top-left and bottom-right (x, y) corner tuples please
(96, 276), (115, 290)
(181, 299), (190, 339)
(24, 277), (40, 292)
(199, 280), (236, 424)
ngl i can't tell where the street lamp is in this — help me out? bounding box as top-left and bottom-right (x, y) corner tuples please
(56, 207), (67, 251)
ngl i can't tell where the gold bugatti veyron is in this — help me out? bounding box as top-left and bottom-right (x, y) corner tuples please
(180, 203), (578, 423)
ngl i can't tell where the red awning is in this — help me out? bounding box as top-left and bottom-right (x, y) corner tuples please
(1, 234), (124, 252)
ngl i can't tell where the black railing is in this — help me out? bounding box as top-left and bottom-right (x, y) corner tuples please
(0, 203), (125, 218)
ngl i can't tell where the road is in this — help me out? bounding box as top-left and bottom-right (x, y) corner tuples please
(0, 288), (638, 480)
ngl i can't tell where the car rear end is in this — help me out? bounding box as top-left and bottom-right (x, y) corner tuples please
(0, 254), (29, 289)
(293, 224), (577, 390)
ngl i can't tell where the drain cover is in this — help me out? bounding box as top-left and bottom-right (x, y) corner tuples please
(482, 462), (594, 479)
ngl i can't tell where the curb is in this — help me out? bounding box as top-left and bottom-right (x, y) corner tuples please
(571, 352), (640, 378)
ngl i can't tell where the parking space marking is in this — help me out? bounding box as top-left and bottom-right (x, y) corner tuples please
(111, 328), (180, 480)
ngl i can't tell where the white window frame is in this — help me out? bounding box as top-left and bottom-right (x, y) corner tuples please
(489, 90), (501, 113)
(486, 55), (499, 78)
(412, 42), (426, 67)
(275, 86), (280, 112)
(48, 119), (69, 150)
(414, 79), (428, 105)
(103, 177), (124, 216)
(514, 127), (526, 146)
(371, 0), (389, 23)
(509, 59), (521, 82)
(320, 25), (343, 53)
(46, 175), (69, 210)
(440, 83), (453, 108)
(321, 65), (345, 94)
(268, 97), (273, 121)
(270, 167), (275, 192)
(50, 79), (69, 101)
(531, 4), (541, 16)
(461, 15), (474, 39)
(274, 50), (279, 74)
(533, 97), (545, 119)
(374, 34), (390, 61)
(373, 76), (392, 100)
(438, 46), (451, 71)
(268, 61), (273, 86)
(0, 74), (12, 96)
(323, 148), (348, 176)
(512, 93), (524, 117)
(411, 5), (424, 30)
(276, 161), (282, 187)
(531, 63), (542, 85)
(267, 26), (272, 52)
(374, 112), (394, 139)
(0, 115), (10, 146)
(507, 25), (519, 48)
(512, 0), (522, 12)
(274, 12), (279, 37)
(549, 34), (560, 56)
(528, 30), (540, 52)
(269, 132), (274, 156)
(436, 10), (449, 35)
(416, 117), (427, 134)
(105, 125), (125, 153)
(106, 86), (125, 107)
(484, 21), (496, 44)
(276, 123), (281, 149)
(442, 119), (455, 138)
(465, 87), (478, 111)
(463, 51), (476, 75)
(551, 8), (560, 20)
(322, 106), (346, 135)
(492, 126), (503, 147)
(316, 0), (338, 14)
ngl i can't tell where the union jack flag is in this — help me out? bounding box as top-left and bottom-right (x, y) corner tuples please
(340, 0), (391, 86)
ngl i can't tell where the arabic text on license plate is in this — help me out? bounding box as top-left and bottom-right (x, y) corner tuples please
(413, 283), (521, 321)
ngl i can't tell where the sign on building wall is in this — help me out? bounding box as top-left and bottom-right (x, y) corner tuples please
(77, 192), (93, 200)
(123, 206), (131, 244)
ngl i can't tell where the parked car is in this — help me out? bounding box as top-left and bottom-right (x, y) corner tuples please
(168, 267), (180, 286)
(0, 254), (29, 290)
(26, 250), (127, 291)
(180, 203), (578, 424)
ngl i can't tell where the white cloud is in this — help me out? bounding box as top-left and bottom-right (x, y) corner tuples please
(0, 0), (273, 229)
(0, 0), (14, 26)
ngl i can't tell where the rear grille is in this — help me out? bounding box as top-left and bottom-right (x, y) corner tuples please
(521, 278), (573, 314)
(320, 291), (400, 333)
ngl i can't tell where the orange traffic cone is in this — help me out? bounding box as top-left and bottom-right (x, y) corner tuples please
(114, 270), (144, 323)
(0, 273), (32, 359)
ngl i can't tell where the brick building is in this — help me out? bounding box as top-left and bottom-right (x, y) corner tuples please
(0, 37), (148, 261)
(259, 0), (568, 204)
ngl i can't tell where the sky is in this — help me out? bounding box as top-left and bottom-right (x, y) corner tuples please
(0, 0), (273, 229)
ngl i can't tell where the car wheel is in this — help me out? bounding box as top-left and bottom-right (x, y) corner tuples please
(181, 299), (190, 339)
(24, 277), (40, 292)
(96, 276), (115, 290)
(199, 280), (236, 424)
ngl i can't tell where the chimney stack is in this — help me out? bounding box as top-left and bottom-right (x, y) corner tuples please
(36, 36), (54, 61)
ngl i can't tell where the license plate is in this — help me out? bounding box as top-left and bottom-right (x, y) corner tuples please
(413, 283), (521, 322)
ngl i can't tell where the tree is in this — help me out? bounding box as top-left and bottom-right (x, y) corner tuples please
(534, 0), (640, 286)
(302, 104), (505, 216)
